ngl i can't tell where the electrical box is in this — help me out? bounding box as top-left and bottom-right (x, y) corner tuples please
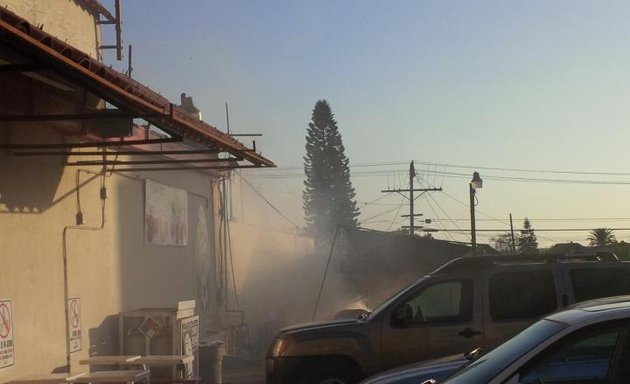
(118, 301), (199, 378)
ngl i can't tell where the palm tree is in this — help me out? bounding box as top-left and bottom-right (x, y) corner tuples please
(587, 228), (616, 247)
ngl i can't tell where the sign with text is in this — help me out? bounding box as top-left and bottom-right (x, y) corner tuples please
(0, 299), (14, 368)
(180, 316), (199, 378)
(145, 180), (188, 246)
(68, 298), (81, 353)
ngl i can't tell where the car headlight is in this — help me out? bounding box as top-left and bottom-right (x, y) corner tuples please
(271, 338), (289, 357)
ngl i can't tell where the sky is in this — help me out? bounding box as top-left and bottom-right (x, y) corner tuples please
(103, 1), (630, 247)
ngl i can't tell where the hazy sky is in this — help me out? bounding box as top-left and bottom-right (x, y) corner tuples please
(105, 1), (630, 247)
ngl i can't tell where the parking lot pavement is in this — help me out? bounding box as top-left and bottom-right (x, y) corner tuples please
(219, 358), (266, 384)
(222, 369), (265, 384)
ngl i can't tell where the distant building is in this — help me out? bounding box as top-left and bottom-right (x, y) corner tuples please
(546, 242), (588, 254)
(180, 93), (202, 120)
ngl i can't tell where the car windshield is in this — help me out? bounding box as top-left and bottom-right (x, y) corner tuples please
(367, 276), (427, 319)
(441, 319), (567, 384)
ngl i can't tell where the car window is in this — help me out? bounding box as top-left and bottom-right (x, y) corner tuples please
(489, 270), (557, 321)
(570, 268), (630, 302)
(368, 276), (427, 319)
(442, 319), (566, 384)
(517, 328), (625, 383)
(393, 279), (472, 325)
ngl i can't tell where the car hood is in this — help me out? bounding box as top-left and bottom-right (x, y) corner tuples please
(360, 353), (469, 384)
(279, 318), (364, 334)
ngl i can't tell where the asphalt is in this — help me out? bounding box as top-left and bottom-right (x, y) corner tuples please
(222, 369), (265, 384)
(221, 358), (266, 384)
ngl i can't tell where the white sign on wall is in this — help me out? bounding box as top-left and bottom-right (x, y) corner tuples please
(145, 180), (188, 246)
(180, 315), (199, 378)
(0, 299), (14, 368)
(68, 298), (81, 353)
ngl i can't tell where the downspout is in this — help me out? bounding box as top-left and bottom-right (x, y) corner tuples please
(61, 168), (107, 371)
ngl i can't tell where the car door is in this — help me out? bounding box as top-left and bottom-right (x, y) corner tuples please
(506, 319), (630, 384)
(482, 265), (563, 350)
(379, 274), (483, 370)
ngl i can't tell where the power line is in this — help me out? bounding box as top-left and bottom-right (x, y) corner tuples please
(361, 202), (406, 222)
(434, 186), (560, 243)
(412, 160), (630, 177)
(422, 192), (457, 242)
(238, 174), (300, 229)
(433, 227), (630, 232)
(386, 198), (406, 231)
(255, 159), (630, 177)
(428, 217), (630, 222)
(358, 194), (390, 206)
(251, 162), (630, 185)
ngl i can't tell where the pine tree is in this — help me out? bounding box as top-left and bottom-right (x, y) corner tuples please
(517, 218), (539, 253)
(303, 100), (360, 240)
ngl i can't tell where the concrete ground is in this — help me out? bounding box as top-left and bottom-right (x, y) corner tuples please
(222, 369), (265, 384)
(220, 358), (265, 384)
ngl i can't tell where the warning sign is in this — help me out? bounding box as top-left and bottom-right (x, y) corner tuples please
(67, 298), (81, 353)
(0, 299), (14, 369)
(180, 316), (199, 378)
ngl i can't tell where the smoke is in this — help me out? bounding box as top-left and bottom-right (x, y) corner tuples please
(226, 173), (365, 357)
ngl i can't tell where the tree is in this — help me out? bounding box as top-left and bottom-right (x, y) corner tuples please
(517, 218), (538, 253)
(303, 100), (360, 241)
(491, 232), (514, 254)
(587, 228), (616, 247)
(609, 241), (630, 260)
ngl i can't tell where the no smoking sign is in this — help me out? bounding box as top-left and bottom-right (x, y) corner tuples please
(0, 299), (14, 369)
(0, 303), (10, 339)
(67, 298), (81, 353)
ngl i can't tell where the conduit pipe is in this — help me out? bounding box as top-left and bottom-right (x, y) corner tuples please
(61, 169), (107, 371)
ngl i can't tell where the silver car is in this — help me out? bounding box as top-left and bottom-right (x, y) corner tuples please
(440, 295), (630, 383)
(359, 352), (470, 384)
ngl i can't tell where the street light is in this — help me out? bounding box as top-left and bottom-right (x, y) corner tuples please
(470, 172), (482, 256)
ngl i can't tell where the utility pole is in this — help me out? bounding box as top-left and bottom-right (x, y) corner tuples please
(382, 161), (442, 235)
(509, 213), (516, 255)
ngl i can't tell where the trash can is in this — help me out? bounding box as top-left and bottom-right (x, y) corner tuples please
(199, 341), (224, 384)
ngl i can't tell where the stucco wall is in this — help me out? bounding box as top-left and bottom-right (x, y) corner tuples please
(0, 2), (223, 378)
(0, 127), (218, 379)
(0, 0), (102, 58)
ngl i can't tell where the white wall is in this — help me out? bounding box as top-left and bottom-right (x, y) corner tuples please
(0, 126), (219, 379)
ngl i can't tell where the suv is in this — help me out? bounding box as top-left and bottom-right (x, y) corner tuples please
(266, 252), (630, 384)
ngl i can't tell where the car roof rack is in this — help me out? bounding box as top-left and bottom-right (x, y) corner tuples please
(432, 251), (619, 275)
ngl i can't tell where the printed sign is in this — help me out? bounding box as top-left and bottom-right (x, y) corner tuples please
(180, 316), (199, 378)
(138, 316), (162, 339)
(68, 298), (81, 353)
(0, 299), (14, 368)
(145, 180), (188, 246)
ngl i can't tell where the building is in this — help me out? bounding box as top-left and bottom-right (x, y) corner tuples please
(0, 0), (274, 378)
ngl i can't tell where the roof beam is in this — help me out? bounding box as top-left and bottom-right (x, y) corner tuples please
(107, 164), (265, 173)
(66, 157), (243, 166)
(12, 149), (222, 156)
(0, 137), (180, 149)
(0, 63), (48, 72)
(0, 111), (160, 122)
